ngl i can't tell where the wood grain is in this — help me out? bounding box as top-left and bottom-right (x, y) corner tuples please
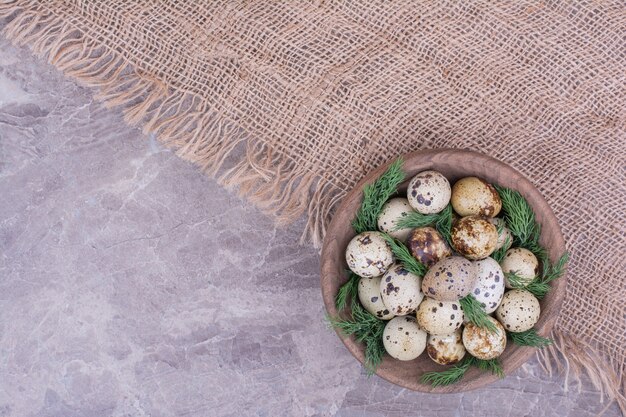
(320, 148), (567, 393)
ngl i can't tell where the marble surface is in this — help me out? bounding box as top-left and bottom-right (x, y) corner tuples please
(0, 36), (620, 417)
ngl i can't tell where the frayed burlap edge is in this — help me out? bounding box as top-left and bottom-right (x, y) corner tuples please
(1, 2), (623, 414)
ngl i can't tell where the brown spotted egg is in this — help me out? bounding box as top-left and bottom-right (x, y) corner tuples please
(426, 329), (466, 365)
(488, 218), (513, 251)
(451, 177), (502, 217)
(407, 227), (452, 267)
(462, 316), (507, 360)
(451, 216), (498, 260)
(383, 315), (427, 361)
(416, 298), (464, 335)
(358, 277), (394, 320)
(501, 247), (539, 288)
(470, 257), (505, 314)
(407, 170), (451, 214)
(345, 231), (394, 277)
(380, 263), (424, 316)
(495, 289), (541, 333)
(421, 256), (477, 301)
(377, 198), (415, 241)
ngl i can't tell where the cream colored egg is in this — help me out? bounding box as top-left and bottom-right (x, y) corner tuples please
(451, 215), (498, 260)
(426, 329), (466, 365)
(462, 316), (507, 360)
(451, 177), (502, 217)
(380, 263), (424, 316)
(377, 198), (415, 241)
(358, 277), (394, 320)
(407, 170), (451, 214)
(495, 289), (541, 333)
(422, 256), (477, 301)
(345, 231), (394, 277)
(471, 257), (506, 314)
(416, 298), (464, 335)
(488, 218), (513, 251)
(383, 315), (427, 361)
(501, 247), (539, 288)
(406, 227), (452, 267)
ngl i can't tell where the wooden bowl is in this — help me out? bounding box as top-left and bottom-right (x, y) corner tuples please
(320, 148), (567, 393)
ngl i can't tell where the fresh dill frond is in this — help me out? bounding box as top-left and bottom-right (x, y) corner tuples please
(509, 328), (553, 347)
(495, 186), (538, 248)
(505, 252), (568, 299)
(435, 204), (454, 247)
(393, 211), (440, 231)
(335, 272), (361, 311)
(420, 355), (475, 387)
(474, 358), (505, 378)
(491, 235), (511, 263)
(542, 252), (569, 284)
(460, 295), (498, 333)
(352, 159), (405, 234)
(326, 302), (386, 375)
(381, 233), (428, 277)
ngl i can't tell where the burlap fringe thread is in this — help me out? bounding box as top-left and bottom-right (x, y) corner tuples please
(1, 2), (624, 414)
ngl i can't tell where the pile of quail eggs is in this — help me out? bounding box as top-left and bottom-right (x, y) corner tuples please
(345, 171), (542, 365)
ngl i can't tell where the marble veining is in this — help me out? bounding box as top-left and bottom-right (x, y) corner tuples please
(0, 37), (620, 417)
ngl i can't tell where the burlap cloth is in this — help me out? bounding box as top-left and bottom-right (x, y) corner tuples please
(1, 0), (624, 410)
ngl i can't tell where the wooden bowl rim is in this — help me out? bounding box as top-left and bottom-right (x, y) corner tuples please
(320, 148), (567, 393)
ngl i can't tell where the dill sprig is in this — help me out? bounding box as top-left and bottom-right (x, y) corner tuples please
(326, 302), (386, 375)
(491, 235), (511, 263)
(460, 294), (498, 333)
(435, 204), (454, 247)
(474, 358), (505, 378)
(393, 211), (440, 231)
(381, 233), (428, 277)
(495, 186), (537, 247)
(335, 272), (361, 311)
(352, 159), (405, 234)
(420, 355), (475, 387)
(505, 252), (568, 299)
(509, 328), (553, 347)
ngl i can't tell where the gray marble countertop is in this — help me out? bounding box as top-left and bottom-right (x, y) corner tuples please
(0, 38), (620, 417)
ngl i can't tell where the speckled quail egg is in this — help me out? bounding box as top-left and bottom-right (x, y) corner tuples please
(406, 227), (452, 267)
(345, 231), (394, 277)
(383, 315), (427, 361)
(451, 177), (502, 217)
(488, 218), (513, 251)
(358, 277), (394, 320)
(380, 263), (424, 316)
(416, 298), (465, 335)
(462, 316), (507, 360)
(451, 215), (498, 260)
(422, 256), (477, 301)
(426, 329), (466, 365)
(377, 198), (415, 242)
(470, 257), (506, 314)
(495, 289), (541, 333)
(501, 247), (539, 288)
(407, 170), (451, 214)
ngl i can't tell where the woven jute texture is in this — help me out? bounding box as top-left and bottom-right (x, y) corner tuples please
(1, 0), (624, 410)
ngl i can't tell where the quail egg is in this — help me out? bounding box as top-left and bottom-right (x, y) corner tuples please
(426, 329), (466, 365)
(416, 298), (464, 335)
(383, 315), (427, 361)
(407, 170), (451, 214)
(451, 215), (498, 260)
(406, 227), (452, 267)
(380, 263), (424, 316)
(495, 289), (541, 333)
(422, 256), (477, 301)
(462, 316), (507, 360)
(470, 257), (506, 314)
(345, 231), (394, 277)
(488, 218), (513, 251)
(451, 177), (502, 217)
(358, 277), (394, 320)
(377, 198), (415, 242)
(501, 247), (539, 288)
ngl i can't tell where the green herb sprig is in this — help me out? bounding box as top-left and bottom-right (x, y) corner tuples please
(326, 302), (385, 374)
(420, 356), (504, 386)
(459, 294), (498, 333)
(335, 272), (360, 311)
(505, 252), (568, 299)
(434, 204), (454, 247)
(393, 211), (440, 231)
(352, 159), (405, 234)
(382, 233), (427, 277)
(491, 235), (511, 263)
(509, 328), (552, 347)
(474, 358), (505, 378)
